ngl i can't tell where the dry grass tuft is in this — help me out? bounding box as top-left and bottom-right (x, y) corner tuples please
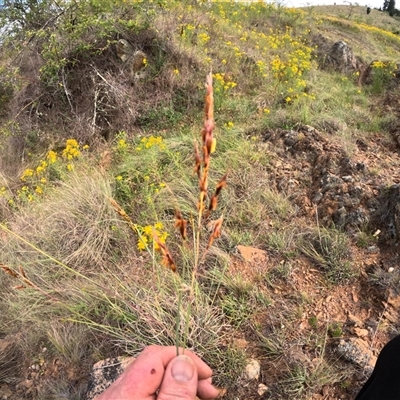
(0, 339), (21, 384)
(3, 170), (128, 273)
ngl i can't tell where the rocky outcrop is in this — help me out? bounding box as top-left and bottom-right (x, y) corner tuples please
(326, 41), (360, 72)
(261, 124), (400, 243)
(312, 34), (363, 72)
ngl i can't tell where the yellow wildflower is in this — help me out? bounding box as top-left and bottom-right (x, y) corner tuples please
(47, 150), (57, 164)
(143, 225), (153, 236)
(137, 235), (148, 250)
(117, 139), (128, 150)
(20, 169), (34, 181)
(154, 222), (163, 230)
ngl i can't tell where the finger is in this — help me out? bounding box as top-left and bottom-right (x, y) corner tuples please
(157, 355), (198, 400)
(197, 378), (222, 400)
(102, 346), (214, 399)
(162, 346), (213, 380)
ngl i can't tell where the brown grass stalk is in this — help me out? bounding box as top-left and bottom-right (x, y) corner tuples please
(0, 262), (58, 301)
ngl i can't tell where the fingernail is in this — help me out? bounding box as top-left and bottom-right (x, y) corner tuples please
(171, 355), (195, 382)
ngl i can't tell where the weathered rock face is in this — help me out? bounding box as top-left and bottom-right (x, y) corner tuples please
(327, 41), (360, 72)
(336, 338), (377, 375)
(86, 356), (134, 400)
(312, 34), (363, 73)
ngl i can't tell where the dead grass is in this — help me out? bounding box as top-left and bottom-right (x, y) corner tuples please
(2, 170), (126, 273)
(0, 339), (20, 384)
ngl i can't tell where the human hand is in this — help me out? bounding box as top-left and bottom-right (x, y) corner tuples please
(94, 345), (221, 400)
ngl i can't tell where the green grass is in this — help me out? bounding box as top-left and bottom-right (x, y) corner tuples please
(300, 226), (356, 284)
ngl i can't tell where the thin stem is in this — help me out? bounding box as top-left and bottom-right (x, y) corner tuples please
(175, 289), (182, 357)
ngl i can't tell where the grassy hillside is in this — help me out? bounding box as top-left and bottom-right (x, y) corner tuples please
(1, 1), (400, 399)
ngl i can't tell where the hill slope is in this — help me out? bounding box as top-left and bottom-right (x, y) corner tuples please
(1, 1), (400, 399)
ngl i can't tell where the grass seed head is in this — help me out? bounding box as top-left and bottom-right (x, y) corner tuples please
(207, 215), (224, 249)
(175, 210), (188, 240)
(0, 263), (18, 279)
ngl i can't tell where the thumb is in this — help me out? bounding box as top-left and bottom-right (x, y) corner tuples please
(157, 355), (198, 400)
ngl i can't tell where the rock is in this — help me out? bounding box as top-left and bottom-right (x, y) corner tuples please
(257, 383), (269, 396)
(243, 359), (260, 380)
(86, 356), (135, 400)
(237, 245), (268, 264)
(116, 39), (133, 62)
(354, 328), (369, 337)
(342, 175), (354, 182)
(312, 34), (363, 73)
(336, 338), (377, 374)
(115, 39), (148, 79)
(327, 41), (359, 72)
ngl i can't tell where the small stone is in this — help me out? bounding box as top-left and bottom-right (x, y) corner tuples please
(237, 245), (268, 264)
(244, 359), (260, 380)
(284, 137), (296, 147)
(367, 246), (378, 253)
(388, 267), (394, 273)
(347, 312), (363, 326)
(354, 328), (369, 337)
(342, 175), (354, 182)
(356, 162), (365, 171)
(42, 347), (48, 353)
(336, 338), (377, 373)
(258, 383), (269, 396)
(21, 380), (33, 389)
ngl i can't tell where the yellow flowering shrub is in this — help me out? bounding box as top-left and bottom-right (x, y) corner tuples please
(15, 138), (85, 205)
(370, 60), (397, 93)
(47, 150), (57, 164)
(117, 138), (128, 151)
(213, 73), (237, 93)
(136, 222), (169, 251)
(62, 139), (81, 160)
(136, 136), (166, 151)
